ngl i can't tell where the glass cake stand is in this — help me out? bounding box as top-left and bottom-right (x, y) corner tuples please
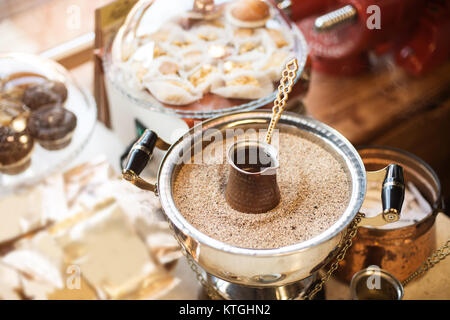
(0, 53), (97, 193)
(104, 0), (308, 117)
(102, 0), (309, 146)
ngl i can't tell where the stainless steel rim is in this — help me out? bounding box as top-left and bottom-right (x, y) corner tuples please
(158, 110), (367, 256)
(226, 139), (279, 176)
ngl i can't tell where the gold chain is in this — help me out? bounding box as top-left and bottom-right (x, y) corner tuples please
(401, 239), (450, 287)
(305, 212), (365, 300)
(180, 244), (222, 299)
(265, 58), (299, 144)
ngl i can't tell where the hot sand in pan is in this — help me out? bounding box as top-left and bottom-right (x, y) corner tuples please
(173, 132), (351, 249)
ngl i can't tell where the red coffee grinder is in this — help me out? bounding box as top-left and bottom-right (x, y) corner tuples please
(286, 0), (450, 75)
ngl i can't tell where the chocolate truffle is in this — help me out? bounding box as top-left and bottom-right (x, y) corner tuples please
(28, 104), (77, 150)
(0, 126), (34, 175)
(22, 80), (68, 110)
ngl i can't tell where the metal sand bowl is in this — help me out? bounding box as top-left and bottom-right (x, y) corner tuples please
(122, 111), (407, 299)
(122, 61), (406, 300)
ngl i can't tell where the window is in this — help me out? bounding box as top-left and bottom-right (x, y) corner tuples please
(0, 0), (110, 53)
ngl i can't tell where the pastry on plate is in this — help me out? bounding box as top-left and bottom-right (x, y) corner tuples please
(211, 72), (273, 99)
(22, 80), (68, 110)
(112, 0), (296, 107)
(142, 78), (202, 105)
(226, 0), (270, 28)
(28, 104), (76, 150)
(0, 97), (28, 126)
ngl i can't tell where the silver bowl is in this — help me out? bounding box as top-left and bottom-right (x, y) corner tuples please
(123, 110), (405, 299)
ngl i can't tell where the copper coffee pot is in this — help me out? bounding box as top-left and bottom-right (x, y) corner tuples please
(224, 58), (299, 214)
(336, 146), (443, 283)
(225, 140), (280, 213)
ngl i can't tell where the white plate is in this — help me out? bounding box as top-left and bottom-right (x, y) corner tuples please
(0, 53), (97, 193)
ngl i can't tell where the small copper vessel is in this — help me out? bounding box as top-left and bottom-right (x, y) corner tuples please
(225, 140), (280, 214)
(337, 146), (442, 283)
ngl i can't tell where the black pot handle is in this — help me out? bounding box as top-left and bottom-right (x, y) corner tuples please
(361, 163), (406, 226)
(124, 129), (158, 175)
(122, 129), (160, 193)
(381, 164), (405, 222)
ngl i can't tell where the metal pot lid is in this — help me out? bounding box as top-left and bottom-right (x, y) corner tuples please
(157, 110), (366, 256)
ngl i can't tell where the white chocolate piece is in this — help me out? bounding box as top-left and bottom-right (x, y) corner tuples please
(180, 49), (206, 71)
(226, 0), (270, 29)
(0, 263), (22, 299)
(0, 175), (67, 244)
(187, 63), (222, 93)
(261, 50), (292, 82)
(212, 73), (273, 99)
(57, 205), (161, 299)
(1, 232), (65, 299)
(143, 78), (201, 105)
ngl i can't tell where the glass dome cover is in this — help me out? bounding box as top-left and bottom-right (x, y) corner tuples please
(104, 0), (308, 119)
